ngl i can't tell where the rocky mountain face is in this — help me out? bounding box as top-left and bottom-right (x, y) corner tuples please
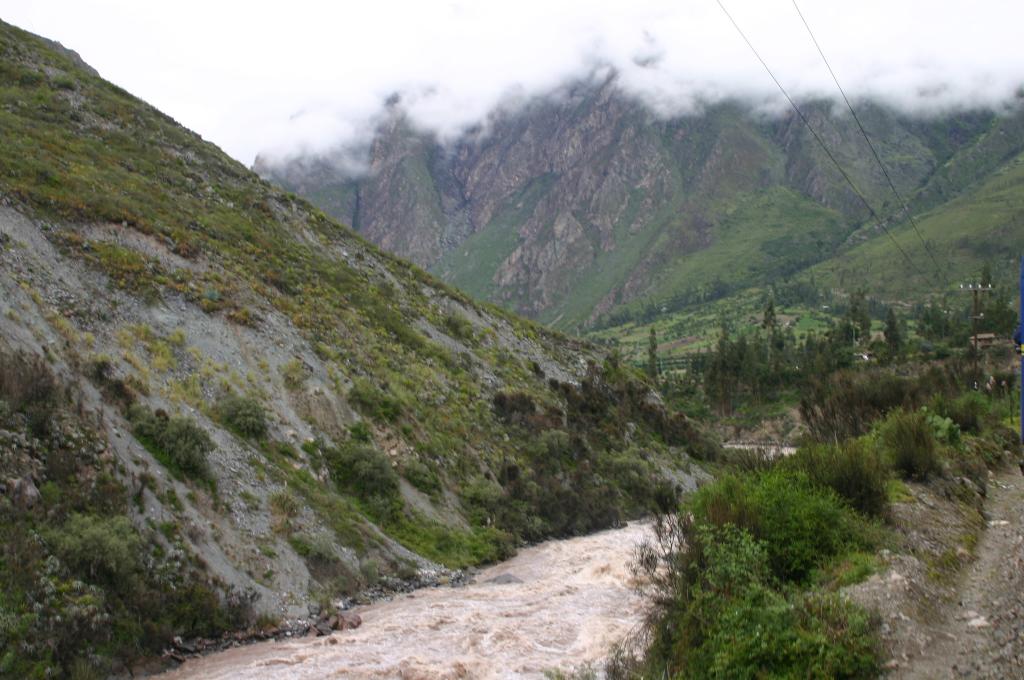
(257, 75), (1016, 329)
(0, 21), (711, 677)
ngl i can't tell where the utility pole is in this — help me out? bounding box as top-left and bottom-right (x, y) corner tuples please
(1016, 257), (1023, 445)
(961, 282), (993, 379)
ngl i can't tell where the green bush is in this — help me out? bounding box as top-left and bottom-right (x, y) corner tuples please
(938, 392), (988, 434)
(47, 514), (141, 586)
(130, 405), (214, 481)
(0, 350), (59, 437)
(801, 370), (920, 441)
(598, 449), (668, 512)
(280, 358), (306, 390)
(326, 442), (399, 500)
(348, 379), (402, 423)
(688, 470), (864, 582)
(216, 393), (268, 439)
(786, 439), (890, 518)
(692, 583), (880, 679)
(442, 313), (475, 343)
(636, 524), (880, 679)
(402, 459), (441, 496)
(922, 407), (961, 446)
(877, 410), (942, 481)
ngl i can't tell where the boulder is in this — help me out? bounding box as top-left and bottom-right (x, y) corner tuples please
(339, 611), (362, 630)
(8, 477), (40, 509)
(486, 573), (523, 585)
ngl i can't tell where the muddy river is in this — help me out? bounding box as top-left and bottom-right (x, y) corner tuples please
(160, 522), (650, 679)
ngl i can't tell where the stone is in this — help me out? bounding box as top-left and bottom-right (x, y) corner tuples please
(339, 612), (362, 630)
(8, 477), (40, 509)
(486, 573), (524, 585)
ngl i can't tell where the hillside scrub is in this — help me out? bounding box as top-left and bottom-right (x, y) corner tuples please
(783, 439), (891, 518)
(876, 410), (943, 481)
(0, 20), (718, 585)
(618, 354), (1018, 677)
(687, 470), (875, 583)
(625, 520), (881, 679)
(0, 352), (252, 678)
(129, 405), (215, 482)
(325, 441), (399, 501)
(215, 392), (269, 440)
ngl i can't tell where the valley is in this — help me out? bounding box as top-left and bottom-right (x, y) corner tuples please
(0, 8), (1022, 680)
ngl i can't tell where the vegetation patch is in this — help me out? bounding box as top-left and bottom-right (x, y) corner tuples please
(216, 392), (269, 440)
(129, 404), (215, 483)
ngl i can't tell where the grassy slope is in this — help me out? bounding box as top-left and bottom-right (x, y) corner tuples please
(648, 187), (844, 302)
(434, 174), (555, 300)
(0, 18), (704, 575)
(590, 109), (1024, 357)
(812, 149), (1024, 296)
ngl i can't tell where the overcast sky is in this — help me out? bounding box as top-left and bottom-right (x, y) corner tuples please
(5, 1), (1023, 167)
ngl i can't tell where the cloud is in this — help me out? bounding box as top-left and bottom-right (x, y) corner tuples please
(5, 0), (1023, 166)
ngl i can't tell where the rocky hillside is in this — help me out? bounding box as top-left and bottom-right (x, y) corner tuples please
(0, 21), (711, 677)
(257, 75), (1024, 330)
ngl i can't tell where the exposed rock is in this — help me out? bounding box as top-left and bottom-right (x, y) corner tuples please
(7, 476), (40, 509)
(486, 573), (524, 585)
(259, 79), (1020, 329)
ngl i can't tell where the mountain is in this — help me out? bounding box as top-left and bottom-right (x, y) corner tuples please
(257, 75), (1024, 331)
(0, 20), (710, 676)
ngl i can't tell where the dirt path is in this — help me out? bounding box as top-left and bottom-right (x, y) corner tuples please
(899, 470), (1024, 679)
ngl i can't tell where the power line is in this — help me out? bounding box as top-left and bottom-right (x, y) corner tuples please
(713, 0), (927, 282)
(790, 0), (947, 285)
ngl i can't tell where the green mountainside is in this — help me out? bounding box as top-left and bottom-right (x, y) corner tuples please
(0, 20), (711, 676)
(259, 81), (1022, 336)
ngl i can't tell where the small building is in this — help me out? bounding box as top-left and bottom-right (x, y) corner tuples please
(970, 333), (998, 350)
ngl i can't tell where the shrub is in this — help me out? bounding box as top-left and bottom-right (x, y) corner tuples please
(326, 442), (399, 500)
(48, 514), (141, 586)
(492, 391), (537, 425)
(786, 439), (890, 518)
(269, 491), (300, 519)
(280, 358), (306, 390)
(87, 355), (136, 410)
(0, 350), (59, 437)
(402, 459), (441, 496)
(633, 523), (880, 679)
(877, 410), (942, 481)
(937, 392), (988, 434)
(348, 379), (402, 423)
(922, 408), (961, 446)
(692, 585), (880, 679)
(130, 405), (214, 481)
(348, 421), (372, 442)
(801, 370), (920, 441)
(216, 393), (268, 439)
(599, 450), (664, 512)
(688, 470), (863, 582)
(442, 313), (475, 343)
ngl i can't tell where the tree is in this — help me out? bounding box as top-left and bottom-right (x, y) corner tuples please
(647, 327), (659, 380)
(762, 298), (777, 331)
(884, 307), (902, 356)
(848, 290), (871, 344)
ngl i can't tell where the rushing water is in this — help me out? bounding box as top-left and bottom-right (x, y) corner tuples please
(160, 523), (650, 679)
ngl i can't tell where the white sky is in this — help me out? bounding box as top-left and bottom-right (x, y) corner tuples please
(4, 1), (1023, 167)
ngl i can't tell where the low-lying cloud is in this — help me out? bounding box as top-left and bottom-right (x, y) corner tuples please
(6, 0), (1023, 168)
